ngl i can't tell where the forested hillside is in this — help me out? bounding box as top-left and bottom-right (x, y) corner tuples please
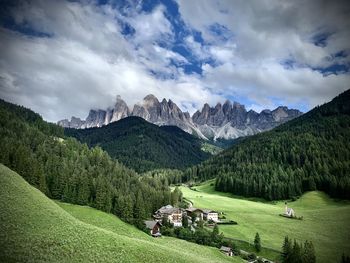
(0, 99), (174, 224)
(65, 116), (212, 172)
(184, 90), (350, 200)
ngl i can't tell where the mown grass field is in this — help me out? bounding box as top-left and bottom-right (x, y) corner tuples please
(179, 181), (350, 263)
(0, 164), (242, 263)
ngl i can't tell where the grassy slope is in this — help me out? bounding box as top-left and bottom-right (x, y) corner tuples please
(180, 182), (350, 263)
(0, 164), (241, 263)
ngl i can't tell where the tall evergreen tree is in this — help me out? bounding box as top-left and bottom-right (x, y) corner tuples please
(254, 232), (261, 252)
(290, 240), (302, 263)
(182, 214), (189, 228)
(133, 191), (146, 220)
(282, 236), (292, 263)
(341, 253), (350, 263)
(301, 241), (316, 263)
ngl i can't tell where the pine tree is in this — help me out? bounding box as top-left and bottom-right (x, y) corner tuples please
(182, 214), (189, 228)
(290, 240), (302, 263)
(282, 236), (292, 263)
(341, 253), (350, 263)
(211, 224), (220, 243)
(122, 195), (133, 222)
(254, 232), (261, 252)
(134, 191), (146, 220)
(301, 240), (316, 263)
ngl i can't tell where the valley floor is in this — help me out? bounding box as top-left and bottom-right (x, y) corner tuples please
(179, 182), (350, 263)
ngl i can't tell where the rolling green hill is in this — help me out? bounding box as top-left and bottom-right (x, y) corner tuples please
(65, 116), (214, 172)
(179, 181), (350, 263)
(0, 164), (241, 263)
(185, 89), (350, 200)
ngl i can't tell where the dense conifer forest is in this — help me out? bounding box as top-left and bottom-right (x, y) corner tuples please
(65, 117), (212, 173)
(0, 99), (177, 225)
(184, 90), (350, 200)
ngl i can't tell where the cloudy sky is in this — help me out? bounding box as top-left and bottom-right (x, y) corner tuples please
(0, 0), (349, 122)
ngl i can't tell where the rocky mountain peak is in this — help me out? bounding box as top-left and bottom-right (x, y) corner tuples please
(214, 102), (222, 111)
(143, 94), (159, 104)
(110, 95), (129, 123)
(58, 94), (303, 140)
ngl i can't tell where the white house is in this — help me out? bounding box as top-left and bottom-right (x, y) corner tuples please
(202, 209), (219, 222)
(186, 207), (219, 222)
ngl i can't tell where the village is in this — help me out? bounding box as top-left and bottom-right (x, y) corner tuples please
(143, 202), (298, 262)
(144, 204), (219, 236)
(144, 204), (238, 258)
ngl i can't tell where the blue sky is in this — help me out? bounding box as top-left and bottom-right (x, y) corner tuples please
(0, 0), (349, 121)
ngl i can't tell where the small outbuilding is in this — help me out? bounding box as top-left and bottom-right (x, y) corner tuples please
(144, 220), (162, 237)
(220, 246), (233, 256)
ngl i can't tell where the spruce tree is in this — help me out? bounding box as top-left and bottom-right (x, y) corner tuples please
(302, 241), (316, 263)
(211, 224), (220, 243)
(291, 240), (302, 263)
(341, 253), (350, 263)
(282, 236), (292, 263)
(254, 232), (261, 252)
(134, 191), (146, 220)
(182, 214), (189, 228)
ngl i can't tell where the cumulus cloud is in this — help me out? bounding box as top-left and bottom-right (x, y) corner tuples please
(176, 0), (350, 109)
(0, 0), (219, 121)
(0, 0), (349, 122)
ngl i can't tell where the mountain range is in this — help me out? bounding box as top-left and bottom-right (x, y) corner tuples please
(58, 95), (302, 140)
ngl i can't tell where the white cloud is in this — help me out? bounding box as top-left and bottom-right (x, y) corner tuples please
(126, 5), (173, 45)
(202, 61), (350, 109)
(0, 0), (349, 123)
(0, 0), (220, 121)
(177, 0), (350, 109)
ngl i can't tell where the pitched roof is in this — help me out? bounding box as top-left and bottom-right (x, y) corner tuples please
(155, 205), (183, 215)
(186, 207), (217, 214)
(202, 209), (217, 214)
(220, 246), (232, 252)
(186, 207), (202, 212)
(144, 220), (160, 229)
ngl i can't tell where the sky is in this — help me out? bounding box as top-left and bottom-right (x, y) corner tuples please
(0, 0), (349, 122)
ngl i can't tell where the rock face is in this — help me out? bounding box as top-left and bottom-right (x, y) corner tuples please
(58, 94), (302, 140)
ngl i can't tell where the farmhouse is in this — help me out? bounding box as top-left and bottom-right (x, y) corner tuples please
(186, 207), (219, 222)
(153, 205), (185, 227)
(202, 209), (219, 222)
(185, 207), (203, 221)
(284, 202), (295, 217)
(144, 220), (162, 237)
(220, 246), (233, 256)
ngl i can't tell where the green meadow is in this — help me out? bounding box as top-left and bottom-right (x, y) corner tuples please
(0, 164), (242, 263)
(179, 181), (350, 263)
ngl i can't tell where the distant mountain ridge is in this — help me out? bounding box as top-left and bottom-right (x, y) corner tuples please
(65, 116), (212, 173)
(58, 94), (302, 140)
